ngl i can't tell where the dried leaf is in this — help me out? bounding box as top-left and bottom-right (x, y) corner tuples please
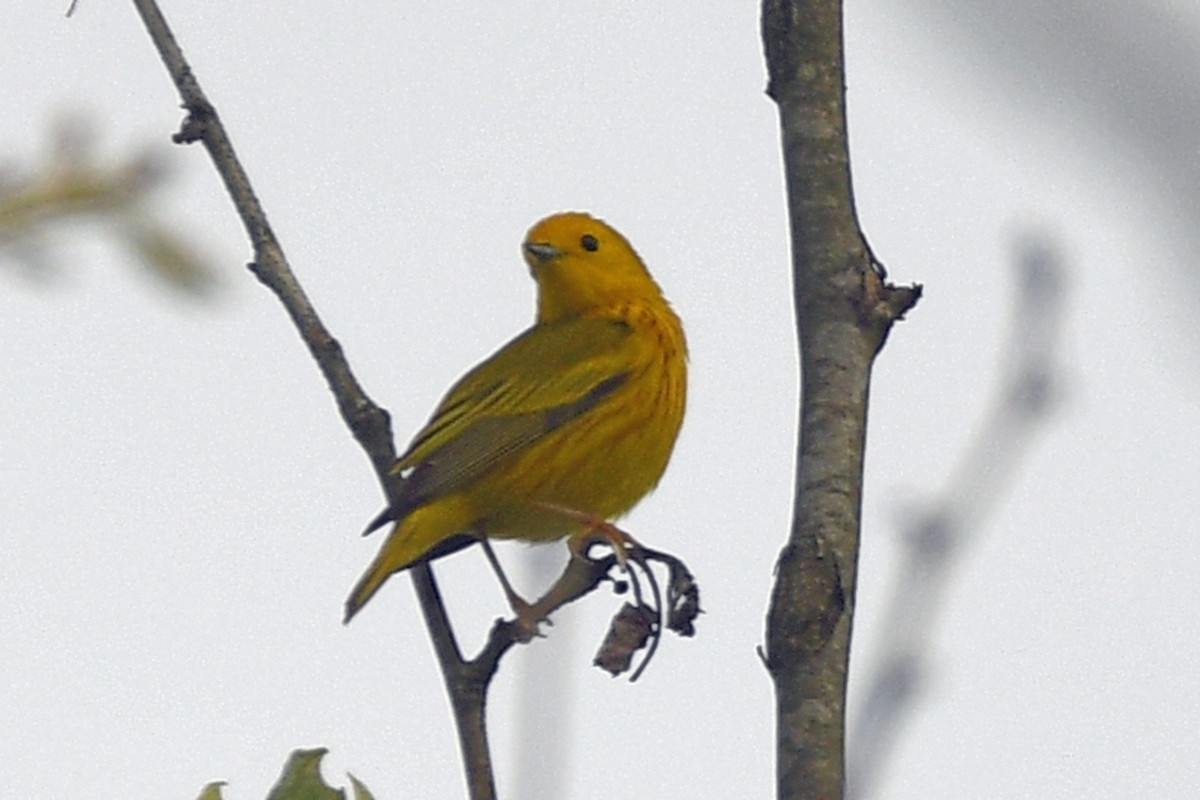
(593, 602), (657, 677)
(667, 564), (702, 637)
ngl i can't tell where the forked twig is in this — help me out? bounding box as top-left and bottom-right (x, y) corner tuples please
(125, 1), (490, 794)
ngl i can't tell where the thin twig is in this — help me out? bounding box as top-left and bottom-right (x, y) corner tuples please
(128, 0), (392, 472)
(472, 553), (616, 675)
(626, 550), (663, 682)
(126, 2), (499, 796)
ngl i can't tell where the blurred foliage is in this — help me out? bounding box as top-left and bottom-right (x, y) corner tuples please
(0, 119), (218, 296)
(196, 749), (376, 800)
(196, 783), (228, 800)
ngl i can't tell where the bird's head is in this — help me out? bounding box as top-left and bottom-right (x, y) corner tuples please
(522, 212), (663, 323)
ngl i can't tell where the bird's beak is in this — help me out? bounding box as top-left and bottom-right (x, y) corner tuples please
(523, 241), (562, 269)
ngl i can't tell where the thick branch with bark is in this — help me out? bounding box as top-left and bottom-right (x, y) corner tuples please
(761, 2), (920, 799)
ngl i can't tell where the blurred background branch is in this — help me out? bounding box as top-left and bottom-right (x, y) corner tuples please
(887, 0), (1200, 351)
(0, 119), (216, 296)
(848, 232), (1068, 799)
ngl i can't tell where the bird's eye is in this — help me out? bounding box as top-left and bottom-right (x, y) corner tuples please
(580, 234), (599, 252)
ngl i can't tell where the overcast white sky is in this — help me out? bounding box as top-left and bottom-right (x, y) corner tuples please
(3, 3), (1199, 799)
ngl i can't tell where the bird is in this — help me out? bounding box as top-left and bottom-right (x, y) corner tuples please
(344, 212), (687, 623)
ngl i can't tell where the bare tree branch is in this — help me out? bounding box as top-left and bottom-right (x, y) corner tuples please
(761, 1), (921, 797)
(126, 0), (501, 794)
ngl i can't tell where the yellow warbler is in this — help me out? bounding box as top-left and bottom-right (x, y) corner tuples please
(345, 212), (687, 622)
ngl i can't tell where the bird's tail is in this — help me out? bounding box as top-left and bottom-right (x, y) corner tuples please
(344, 549), (397, 624)
(343, 496), (477, 623)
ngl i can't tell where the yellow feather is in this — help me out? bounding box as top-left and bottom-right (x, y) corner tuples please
(345, 212), (686, 622)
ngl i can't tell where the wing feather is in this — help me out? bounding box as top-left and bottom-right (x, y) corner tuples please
(385, 316), (635, 516)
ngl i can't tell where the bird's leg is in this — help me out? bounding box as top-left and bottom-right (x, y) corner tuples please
(535, 501), (641, 571)
(478, 537), (528, 610)
(570, 522), (639, 572)
(478, 538), (544, 638)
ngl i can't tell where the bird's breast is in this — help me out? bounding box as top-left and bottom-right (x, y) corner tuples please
(485, 301), (686, 539)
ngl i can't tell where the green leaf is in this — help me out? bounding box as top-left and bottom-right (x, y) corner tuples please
(348, 773), (376, 800)
(265, 749), (344, 800)
(194, 781), (226, 800)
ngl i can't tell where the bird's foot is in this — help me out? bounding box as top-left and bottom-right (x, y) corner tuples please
(536, 501), (641, 570)
(507, 593), (553, 643)
(478, 537), (550, 640)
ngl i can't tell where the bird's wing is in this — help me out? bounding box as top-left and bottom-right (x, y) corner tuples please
(388, 316), (636, 514)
